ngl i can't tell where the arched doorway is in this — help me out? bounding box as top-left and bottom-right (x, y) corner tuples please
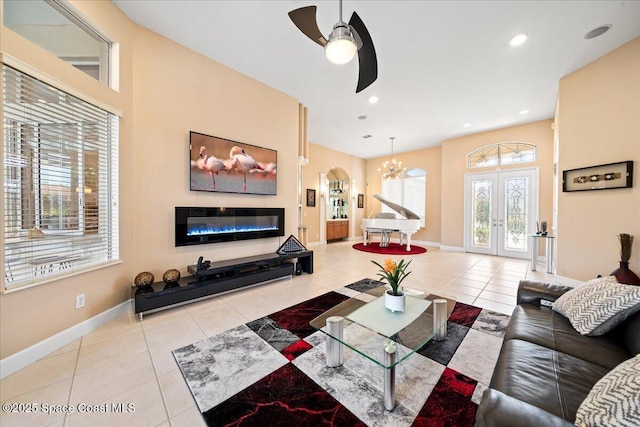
(321, 167), (351, 243)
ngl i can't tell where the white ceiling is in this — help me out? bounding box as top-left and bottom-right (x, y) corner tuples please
(112, 0), (640, 159)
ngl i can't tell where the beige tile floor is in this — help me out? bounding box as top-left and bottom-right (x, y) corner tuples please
(0, 241), (560, 427)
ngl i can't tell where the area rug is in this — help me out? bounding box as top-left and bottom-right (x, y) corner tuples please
(172, 278), (510, 427)
(352, 242), (427, 255)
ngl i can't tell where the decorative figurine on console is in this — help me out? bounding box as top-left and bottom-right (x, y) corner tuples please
(277, 235), (308, 275)
(134, 271), (155, 295)
(196, 256), (211, 271)
(536, 221), (548, 235)
(162, 269), (181, 289)
(277, 235), (307, 254)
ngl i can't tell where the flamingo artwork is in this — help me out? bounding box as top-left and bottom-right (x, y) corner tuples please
(196, 146), (227, 189)
(228, 145), (264, 191)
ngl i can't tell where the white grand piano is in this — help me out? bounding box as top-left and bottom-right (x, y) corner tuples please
(361, 194), (421, 251)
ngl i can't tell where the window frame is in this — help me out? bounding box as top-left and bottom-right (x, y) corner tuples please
(2, 0), (112, 86)
(467, 142), (537, 169)
(2, 62), (120, 293)
(381, 168), (426, 228)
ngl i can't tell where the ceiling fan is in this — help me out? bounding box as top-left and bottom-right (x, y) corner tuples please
(288, 0), (378, 93)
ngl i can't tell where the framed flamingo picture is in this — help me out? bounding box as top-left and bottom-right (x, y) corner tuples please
(189, 131), (277, 195)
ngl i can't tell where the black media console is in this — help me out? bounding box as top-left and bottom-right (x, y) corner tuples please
(132, 251), (313, 321)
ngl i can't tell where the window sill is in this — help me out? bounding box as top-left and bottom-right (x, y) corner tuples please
(2, 259), (123, 294)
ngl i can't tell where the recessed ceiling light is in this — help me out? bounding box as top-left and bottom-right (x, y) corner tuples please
(463, 123), (471, 128)
(358, 115), (367, 120)
(510, 34), (528, 47)
(519, 110), (530, 115)
(585, 25), (612, 40)
(368, 96), (379, 104)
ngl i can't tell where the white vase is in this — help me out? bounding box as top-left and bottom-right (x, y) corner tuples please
(384, 290), (405, 312)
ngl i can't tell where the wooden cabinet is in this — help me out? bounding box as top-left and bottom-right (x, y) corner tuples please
(327, 220), (349, 240)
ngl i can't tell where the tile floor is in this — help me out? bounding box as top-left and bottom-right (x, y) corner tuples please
(0, 241), (564, 427)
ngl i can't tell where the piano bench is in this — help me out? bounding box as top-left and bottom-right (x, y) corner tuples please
(365, 229), (394, 247)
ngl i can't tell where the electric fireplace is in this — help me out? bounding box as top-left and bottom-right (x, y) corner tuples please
(175, 207), (285, 247)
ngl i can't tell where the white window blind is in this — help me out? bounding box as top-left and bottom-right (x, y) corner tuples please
(3, 64), (119, 291)
(381, 171), (426, 228)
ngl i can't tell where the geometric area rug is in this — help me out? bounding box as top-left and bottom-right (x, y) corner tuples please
(172, 278), (511, 427)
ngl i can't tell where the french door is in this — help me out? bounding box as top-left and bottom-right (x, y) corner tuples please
(464, 169), (538, 258)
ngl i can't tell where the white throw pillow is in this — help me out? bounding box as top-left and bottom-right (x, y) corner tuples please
(552, 275), (640, 336)
(574, 354), (640, 427)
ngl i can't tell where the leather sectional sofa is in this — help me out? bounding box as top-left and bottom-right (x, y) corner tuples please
(475, 279), (640, 426)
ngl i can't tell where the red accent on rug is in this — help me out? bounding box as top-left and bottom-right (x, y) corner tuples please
(352, 242), (427, 255)
(203, 363), (366, 427)
(281, 340), (313, 361)
(412, 368), (478, 426)
(269, 291), (350, 339)
(449, 302), (484, 327)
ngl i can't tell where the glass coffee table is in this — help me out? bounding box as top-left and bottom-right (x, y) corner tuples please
(310, 286), (455, 410)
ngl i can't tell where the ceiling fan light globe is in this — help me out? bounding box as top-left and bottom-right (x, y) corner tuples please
(325, 38), (357, 64)
(325, 25), (357, 64)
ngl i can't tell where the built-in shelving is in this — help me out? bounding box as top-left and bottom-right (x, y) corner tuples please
(328, 179), (349, 219)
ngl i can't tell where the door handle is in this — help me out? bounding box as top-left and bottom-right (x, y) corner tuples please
(498, 219), (503, 227)
(492, 218), (497, 227)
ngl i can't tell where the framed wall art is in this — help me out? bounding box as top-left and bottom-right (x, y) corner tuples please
(190, 131), (277, 195)
(562, 161), (633, 192)
(357, 194), (364, 209)
(306, 189), (316, 207)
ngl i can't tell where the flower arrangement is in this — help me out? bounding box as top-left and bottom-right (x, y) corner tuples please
(371, 258), (412, 296)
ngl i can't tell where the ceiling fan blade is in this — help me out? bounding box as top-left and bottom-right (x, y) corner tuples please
(349, 11), (378, 93)
(288, 6), (327, 47)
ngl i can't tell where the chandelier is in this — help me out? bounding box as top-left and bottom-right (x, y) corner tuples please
(378, 137), (405, 179)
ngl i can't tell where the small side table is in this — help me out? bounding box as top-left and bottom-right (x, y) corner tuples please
(530, 234), (555, 274)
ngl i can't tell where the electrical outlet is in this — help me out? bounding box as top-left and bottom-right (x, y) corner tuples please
(75, 294), (85, 309)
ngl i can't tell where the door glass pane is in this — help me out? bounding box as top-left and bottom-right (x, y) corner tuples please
(472, 180), (492, 247)
(504, 177), (528, 251)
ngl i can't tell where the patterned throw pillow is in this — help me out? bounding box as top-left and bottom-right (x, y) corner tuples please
(574, 354), (640, 427)
(552, 275), (640, 336)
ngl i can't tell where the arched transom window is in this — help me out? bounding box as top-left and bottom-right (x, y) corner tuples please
(468, 142), (536, 169)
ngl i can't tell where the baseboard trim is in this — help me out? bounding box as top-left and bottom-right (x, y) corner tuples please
(440, 245), (465, 252)
(0, 300), (132, 379)
(411, 240), (440, 248)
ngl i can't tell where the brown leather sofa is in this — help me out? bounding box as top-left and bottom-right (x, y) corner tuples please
(475, 280), (640, 427)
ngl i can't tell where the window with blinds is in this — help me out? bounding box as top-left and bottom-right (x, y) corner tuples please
(381, 168), (426, 228)
(2, 64), (119, 291)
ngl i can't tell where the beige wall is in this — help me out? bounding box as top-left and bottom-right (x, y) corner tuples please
(365, 146), (443, 244)
(441, 120), (555, 249)
(0, 0), (135, 359)
(303, 143), (367, 245)
(0, 1), (300, 359)
(557, 37), (640, 281)
(130, 26), (299, 275)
